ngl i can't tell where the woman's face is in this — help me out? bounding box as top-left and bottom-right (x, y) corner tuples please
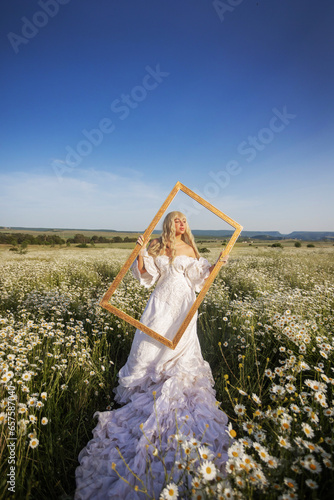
(174, 216), (187, 236)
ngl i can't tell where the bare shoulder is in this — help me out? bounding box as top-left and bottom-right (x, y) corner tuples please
(148, 238), (160, 248)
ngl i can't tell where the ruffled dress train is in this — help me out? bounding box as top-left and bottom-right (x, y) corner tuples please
(75, 252), (230, 499)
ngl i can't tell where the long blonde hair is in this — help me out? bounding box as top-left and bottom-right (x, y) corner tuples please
(148, 211), (200, 261)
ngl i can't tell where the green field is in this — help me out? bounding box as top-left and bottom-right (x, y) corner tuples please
(0, 244), (333, 499)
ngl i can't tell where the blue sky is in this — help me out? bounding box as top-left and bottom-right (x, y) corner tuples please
(1, 0), (333, 233)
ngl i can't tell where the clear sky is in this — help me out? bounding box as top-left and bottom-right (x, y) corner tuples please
(1, 0), (333, 233)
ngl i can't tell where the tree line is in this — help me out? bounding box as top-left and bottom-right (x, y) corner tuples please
(0, 233), (138, 246)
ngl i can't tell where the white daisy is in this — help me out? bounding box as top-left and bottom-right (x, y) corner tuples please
(234, 404), (246, 416)
(161, 482), (178, 499)
(29, 438), (39, 449)
(305, 479), (318, 489)
(301, 423), (314, 438)
(198, 445), (213, 461)
(277, 436), (291, 449)
(200, 460), (217, 481)
(252, 394), (261, 405)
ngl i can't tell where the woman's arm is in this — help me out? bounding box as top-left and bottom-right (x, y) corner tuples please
(136, 235), (148, 274)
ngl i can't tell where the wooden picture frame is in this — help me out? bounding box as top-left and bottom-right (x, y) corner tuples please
(99, 181), (243, 349)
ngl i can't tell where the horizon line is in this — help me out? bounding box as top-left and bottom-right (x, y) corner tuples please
(1, 226), (334, 234)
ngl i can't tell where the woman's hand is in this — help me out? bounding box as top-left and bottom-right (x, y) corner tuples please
(218, 253), (229, 265)
(211, 253), (229, 270)
(137, 235), (147, 256)
(208, 254), (229, 274)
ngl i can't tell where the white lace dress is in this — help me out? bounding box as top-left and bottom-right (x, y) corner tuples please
(75, 252), (230, 499)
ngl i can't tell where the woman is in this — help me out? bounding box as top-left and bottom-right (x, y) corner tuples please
(75, 212), (230, 499)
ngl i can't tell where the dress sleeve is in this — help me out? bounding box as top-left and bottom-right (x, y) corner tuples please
(185, 257), (212, 292)
(130, 249), (160, 288)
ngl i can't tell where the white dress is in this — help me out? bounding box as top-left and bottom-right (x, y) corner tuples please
(75, 252), (230, 499)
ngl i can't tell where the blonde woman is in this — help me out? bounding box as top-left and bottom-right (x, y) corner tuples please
(75, 212), (230, 499)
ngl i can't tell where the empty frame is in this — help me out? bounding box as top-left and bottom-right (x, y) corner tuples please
(100, 181), (243, 349)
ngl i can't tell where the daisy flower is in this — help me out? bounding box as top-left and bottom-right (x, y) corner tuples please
(192, 476), (201, 489)
(267, 456), (279, 469)
(314, 392), (328, 407)
(235, 476), (245, 488)
(278, 436), (291, 449)
(161, 482), (178, 499)
(299, 361), (310, 370)
(225, 422), (237, 439)
(200, 460), (217, 481)
(252, 394), (261, 405)
(234, 404), (246, 416)
(257, 446), (270, 462)
(301, 423), (314, 438)
(174, 433), (186, 445)
(302, 441), (318, 453)
(253, 430), (266, 442)
(189, 438), (200, 448)
(305, 479), (318, 489)
(238, 389), (248, 396)
(302, 455), (322, 473)
(198, 446), (213, 461)
(228, 442), (244, 460)
(284, 478), (297, 490)
(29, 438), (39, 449)
(285, 383), (296, 394)
(323, 458), (332, 469)
(253, 442), (261, 451)
(280, 418), (291, 432)
(310, 411), (319, 423)
(291, 464), (302, 474)
(221, 487), (234, 498)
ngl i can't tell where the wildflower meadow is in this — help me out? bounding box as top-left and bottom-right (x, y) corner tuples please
(0, 243), (333, 499)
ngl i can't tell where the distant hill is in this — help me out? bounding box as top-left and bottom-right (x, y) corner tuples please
(286, 231), (334, 241)
(188, 230), (334, 241)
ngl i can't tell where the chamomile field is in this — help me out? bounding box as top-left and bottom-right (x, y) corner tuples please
(0, 243), (333, 499)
